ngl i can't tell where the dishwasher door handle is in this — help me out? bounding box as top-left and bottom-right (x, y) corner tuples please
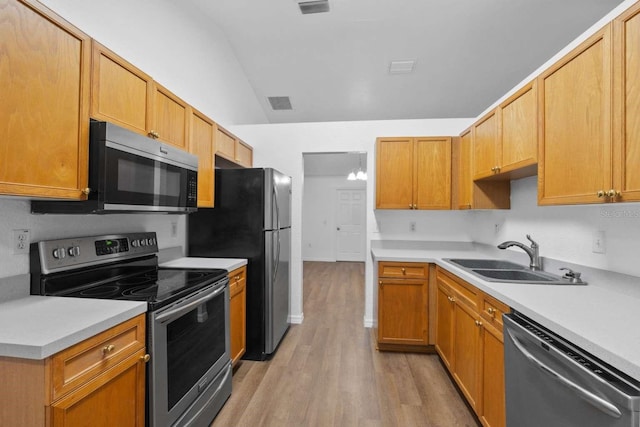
(506, 328), (623, 419)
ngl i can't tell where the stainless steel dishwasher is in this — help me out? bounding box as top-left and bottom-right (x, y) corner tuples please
(504, 311), (640, 427)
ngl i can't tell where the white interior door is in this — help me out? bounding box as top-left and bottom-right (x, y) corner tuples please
(336, 189), (366, 262)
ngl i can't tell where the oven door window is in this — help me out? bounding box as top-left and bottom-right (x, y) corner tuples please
(166, 293), (226, 410)
(104, 147), (186, 207)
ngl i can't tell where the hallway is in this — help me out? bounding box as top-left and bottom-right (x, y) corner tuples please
(211, 261), (479, 426)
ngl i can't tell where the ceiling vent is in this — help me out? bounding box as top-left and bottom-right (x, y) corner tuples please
(298, 0), (330, 15)
(267, 96), (293, 111)
(389, 60), (416, 74)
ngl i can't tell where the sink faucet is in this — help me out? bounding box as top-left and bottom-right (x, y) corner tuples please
(497, 234), (541, 270)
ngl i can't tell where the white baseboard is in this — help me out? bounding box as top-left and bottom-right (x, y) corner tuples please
(302, 257), (336, 262)
(289, 313), (304, 324)
(364, 316), (376, 328)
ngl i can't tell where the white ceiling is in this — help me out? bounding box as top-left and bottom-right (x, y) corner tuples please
(189, 0), (624, 124)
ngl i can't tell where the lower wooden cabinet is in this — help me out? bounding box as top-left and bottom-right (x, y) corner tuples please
(435, 267), (507, 427)
(229, 266), (247, 366)
(377, 261), (429, 351)
(0, 314), (148, 426)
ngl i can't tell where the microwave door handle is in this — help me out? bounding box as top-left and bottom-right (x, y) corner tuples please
(506, 328), (622, 419)
(155, 284), (225, 324)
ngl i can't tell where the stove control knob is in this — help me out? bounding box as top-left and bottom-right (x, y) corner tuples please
(52, 248), (66, 259)
(68, 246), (81, 257)
(141, 239), (148, 246)
(149, 238), (156, 246)
(131, 239), (139, 248)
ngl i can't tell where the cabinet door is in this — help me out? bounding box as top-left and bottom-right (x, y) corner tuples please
(452, 300), (481, 411)
(456, 130), (473, 209)
(377, 278), (428, 345)
(151, 82), (189, 149)
(189, 108), (215, 207)
(538, 25), (612, 205)
(0, 0), (90, 199)
(500, 81), (538, 174)
(235, 140), (253, 167)
(435, 281), (454, 370)
(215, 125), (236, 160)
(229, 267), (247, 365)
(414, 137), (452, 209)
(50, 349), (146, 427)
(473, 111), (500, 179)
(376, 137), (414, 209)
(479, 321), (505, 427)
(90, 41), (152, 137)
(614, 4), (640, 201)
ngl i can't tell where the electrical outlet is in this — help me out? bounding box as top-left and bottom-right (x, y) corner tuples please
(13, 229), (30, 254)
(410, 222), (416, 232)
(592, 230), (606, 254)
(171, 222), (178, 237)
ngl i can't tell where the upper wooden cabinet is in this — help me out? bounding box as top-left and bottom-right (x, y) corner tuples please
(215, 125), (253, 168)
(538, 25), (613, 205)
(189, 108), (215, 207)
(151, 82), (189, 149)
(613, 2), (640, 202)
(473, 81), (538, 181)
(90, 41), (152, 137)
(499, 81), (538, 177)
(454, 131), (510, 210)
(91, 42), (189, 150)
(473, 111), (500, 180)
(0, 0), (91, 199)
(376, 137), (452, 210)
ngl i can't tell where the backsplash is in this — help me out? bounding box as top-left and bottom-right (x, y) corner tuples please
(0, 198), (187, 281)
(471, 177), (640, 279)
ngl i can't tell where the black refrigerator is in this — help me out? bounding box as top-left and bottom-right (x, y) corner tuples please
(188, 168), (291, 360)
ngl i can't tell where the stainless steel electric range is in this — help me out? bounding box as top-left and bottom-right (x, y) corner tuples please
(30, 232), (232, 427)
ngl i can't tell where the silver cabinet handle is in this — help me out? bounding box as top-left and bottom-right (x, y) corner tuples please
(506, 328), (622, 419)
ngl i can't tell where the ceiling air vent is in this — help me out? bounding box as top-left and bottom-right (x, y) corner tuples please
(267, 96), (293, 111)
(389, 60), (416, 74)
(298, 0), (330, 15)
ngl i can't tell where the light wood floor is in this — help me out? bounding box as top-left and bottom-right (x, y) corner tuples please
(211, 261), (479, 427)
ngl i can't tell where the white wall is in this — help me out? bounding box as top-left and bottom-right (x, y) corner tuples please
(472, 177), (640, 278)
(37, 0), (267, 127)
(302, 175), (366, 262)
(230, 118), (473, 326)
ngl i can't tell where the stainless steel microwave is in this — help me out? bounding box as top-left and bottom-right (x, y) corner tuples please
(32, 121), (198, 214)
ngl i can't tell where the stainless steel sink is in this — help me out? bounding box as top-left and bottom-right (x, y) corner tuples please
(446, 258), (526, 270)
(444, 258), (585, 285)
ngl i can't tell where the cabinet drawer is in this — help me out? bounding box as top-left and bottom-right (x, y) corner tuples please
(229, 266), (246, 298)
(378, 262), (428, 279)
(436, 267), (479, 310)
(480, 293), (510, 330)
(51, 314), (145, 401)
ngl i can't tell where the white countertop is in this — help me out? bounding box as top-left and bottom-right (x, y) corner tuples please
(371, 242), (640, 381)
(0, 296), (147, 360)
(160, 257), (247, 272)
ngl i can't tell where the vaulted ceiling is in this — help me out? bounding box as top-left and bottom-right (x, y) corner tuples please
(190, 0), (624, 123)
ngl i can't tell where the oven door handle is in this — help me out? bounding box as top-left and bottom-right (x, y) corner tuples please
(155, 283), (226, 324)
(506, 328), (622, 419)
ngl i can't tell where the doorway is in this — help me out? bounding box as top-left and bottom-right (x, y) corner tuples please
(302, 152), (367, 262)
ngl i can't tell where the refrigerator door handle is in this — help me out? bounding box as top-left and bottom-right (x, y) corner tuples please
(273, 182), (281, 230)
